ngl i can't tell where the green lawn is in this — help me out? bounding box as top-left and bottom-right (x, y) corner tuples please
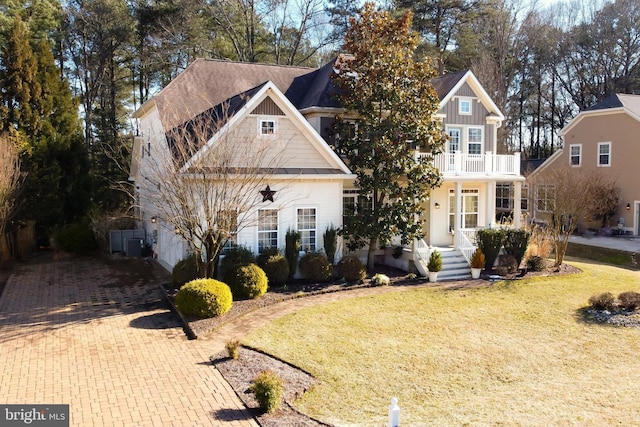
(244, 261), (640, 426)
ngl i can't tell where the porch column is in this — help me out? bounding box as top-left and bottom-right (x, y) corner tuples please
(486, 181), (495, 227)
(455, 181), (462, 250)
(513, 181), (522, 228)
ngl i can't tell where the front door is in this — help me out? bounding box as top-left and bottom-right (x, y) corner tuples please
(449, 188), (479, 233)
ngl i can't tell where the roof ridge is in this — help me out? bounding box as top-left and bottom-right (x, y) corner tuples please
(198, 57), (315, 71)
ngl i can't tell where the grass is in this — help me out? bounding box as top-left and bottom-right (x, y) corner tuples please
(566, 242), (638, 269)
(244, 261), (640, 426)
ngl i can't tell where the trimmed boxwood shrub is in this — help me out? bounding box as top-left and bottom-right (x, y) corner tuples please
(337, 255), (366, 282)
(220, 246), (255, 284)
(259, 253), (289, 285)
(250, 370), (284, 414)
(53, 220), (97, 255)
(174, 278), (232, 318)
(503, 229), (531, 267)
(299, 252), (333, 282)
(226, 263), (268, 300)
(172, 254), (200, 286)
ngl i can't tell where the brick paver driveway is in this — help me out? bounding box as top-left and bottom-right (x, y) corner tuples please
(0, 256), (258, 427)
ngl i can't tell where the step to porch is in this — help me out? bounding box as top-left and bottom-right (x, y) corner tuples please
(433, 247), (472, 281)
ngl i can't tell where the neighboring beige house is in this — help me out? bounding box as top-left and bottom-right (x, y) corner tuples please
(527, 94), (640, 236)
(130, 59), (524, 278)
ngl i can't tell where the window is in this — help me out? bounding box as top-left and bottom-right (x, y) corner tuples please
(259, 119), (276, 136)
(449, 188), (479, 231)
(447, 128), (461, 152)
(570, 144), (582, 166)
(468, 127), (483, 155)
(536, 185), (555, 212)
(258, 209), (278, 252)
(218, 210), (238, 245)
(496, 183), (512, 210)
(597, 142), (611, 166)
(297, 208), (316, 252)
(459, 98), (472, 115)
(521, 185), (529, 211)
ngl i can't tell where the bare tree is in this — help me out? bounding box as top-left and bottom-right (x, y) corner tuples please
(0, 132), (25, 252)
(529, 164), (613, 268)
(135, 101), (290, 278)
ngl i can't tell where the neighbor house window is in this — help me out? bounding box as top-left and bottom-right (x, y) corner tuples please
(297, 208), (316, 252)
(496, 183), (512, 210)
(459, 98), (472, 115)
(521, 185), (529, 211)
(536, 185), (555, 212)
(468, 127), (483, 155)
(258, 209), (278, 252)
(259, 119), (276, 136)
(570, 144), (582, 166)
(597, 142), (611, 166)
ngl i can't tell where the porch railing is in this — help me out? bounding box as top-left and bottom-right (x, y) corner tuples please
(418, 151), (521, 176)
(456, 228), (477, 263)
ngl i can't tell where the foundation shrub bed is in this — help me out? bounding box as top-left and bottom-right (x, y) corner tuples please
(257, 251), (289, 285)
(172, 254), (200, 286)
(220, 246), (255, 284)
(337, 255), (366, 282)
(175, 278), (232, 318)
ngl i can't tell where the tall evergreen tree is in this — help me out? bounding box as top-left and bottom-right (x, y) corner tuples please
(333, 3), (446, 270)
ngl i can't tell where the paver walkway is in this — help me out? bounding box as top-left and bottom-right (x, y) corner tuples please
(0, 256), (258, 427)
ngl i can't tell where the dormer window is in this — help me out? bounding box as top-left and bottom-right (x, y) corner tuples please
(259, 118), (276, 136)
(459, 97), (472, 115)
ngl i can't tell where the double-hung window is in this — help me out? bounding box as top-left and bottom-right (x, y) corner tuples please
(467, 127), (483, 155)
(597, 142), (611, 167)
(496, 183), (512, 210)
(258, 209), (278, 252)
(536, 185), (555, 212)
(570, 144), (582, 166)
(297, 208), (317, 252)
(521, 185), (529, 211)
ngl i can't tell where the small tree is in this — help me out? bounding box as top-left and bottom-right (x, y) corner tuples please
(323, 224), (338, 265)
(529, 165), (610, 268)
(333, 3), (445, 270)
(591, 177), (620, 228)
(285, 228), (301, 280)
(0, 132), (24, 255)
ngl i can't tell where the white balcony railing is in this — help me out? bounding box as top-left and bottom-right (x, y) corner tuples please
(418, 151), (521, 176)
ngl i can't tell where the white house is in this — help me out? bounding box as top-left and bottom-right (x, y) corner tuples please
(130, 59), (524, 278)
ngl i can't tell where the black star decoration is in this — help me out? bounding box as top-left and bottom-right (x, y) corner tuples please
(260, 185), (276, 202)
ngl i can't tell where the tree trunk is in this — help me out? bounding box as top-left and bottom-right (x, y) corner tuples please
(366, 236), (377, 270)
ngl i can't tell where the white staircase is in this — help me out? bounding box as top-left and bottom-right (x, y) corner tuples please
(436, 247), (472, 281)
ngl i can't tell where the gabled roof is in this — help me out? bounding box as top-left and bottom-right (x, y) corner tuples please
(135, 59), (314, 130)
(561, 93), (640, 135)
(432, 70), (505, 121)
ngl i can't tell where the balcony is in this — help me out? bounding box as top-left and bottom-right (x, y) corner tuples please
(417, 151), (521, 176)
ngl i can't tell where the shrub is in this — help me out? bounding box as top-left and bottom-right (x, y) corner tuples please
(299, 252), (333, 282)
(323, 225), (338, 265)
(337, 255), (366, 282)
(285, 229), (301, 280)
(172, 254), (200, 286)
(259, 253), (289, 285)
(225, 339), (240, 359)
(588, 292), (615, 311)
(476, 229), (506, 271)
(526, 255), (546, 272)
(525, 224), (554, 259)
(53, 220), (97, 255)
(250, 370), (284, 414)
(618, 291), (640, 311)
(504, 229), (531, 267)
(371, 273), (390, 286)
(427, 250), (442, 272)
(256, 247), (281, 268)
(470, 248), (485, 269)
(220, 246), (255, 284)
(497, 254), (518, 274)
(174, 279), (232, 318)
(404, 273), (417, 280)
(226, 263), (268, 300)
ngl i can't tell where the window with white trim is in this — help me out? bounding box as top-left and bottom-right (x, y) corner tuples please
(459, 98), (472, 115)
(297, 208), (316, 252)
(259, 119), (276, 136)
(258, 209), (278, 252)
(467, 127), (483, 155)
(570, 144), (582, 166)
(496, 183), (512, 209)
(449, 188), (479, 231)
(447, 128), (461, 152)
(536, 185), (555, 212)
(597, 142), (611, 167)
